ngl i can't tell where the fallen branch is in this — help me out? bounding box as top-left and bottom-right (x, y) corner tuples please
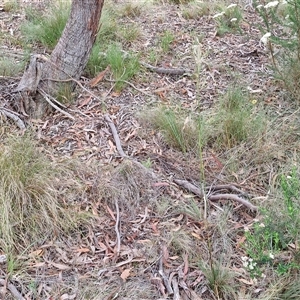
(104, 114), (158, 180)
(174, 178), (257, 211)
(0, 279), (25, 300)
(39, 88), (75, 120)
(115, 199), (121, 256)
(141, 62), (191, 76)
(104, 114), (126, 157)
(0, 108), (26, 130)
(159, 253), (173, 295)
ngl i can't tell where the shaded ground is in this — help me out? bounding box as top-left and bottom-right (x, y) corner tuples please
(0, 0), (298, 299)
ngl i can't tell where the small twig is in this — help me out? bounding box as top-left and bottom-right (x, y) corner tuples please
(105, 78), (152, 96)
(0, 279), (25, 300)
(141, 62), (191, 76)
(0, 108), (26, 129)
(173, 179), (204, 197)
(104, 114), (158, 179)
(115, 199), (121, 256)
(174, 178), (257, 211)
(104, 114), (127, 157)
(38, 88), (75, 120)
(208, 184), (248, 196)
(159, 253), (173, 295)
(208, 194), (257, 211)
(171, 277), (181, 300)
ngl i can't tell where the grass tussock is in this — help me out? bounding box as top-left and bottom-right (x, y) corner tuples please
(21, 0), (70, 49)
(0, 134), (88, 253)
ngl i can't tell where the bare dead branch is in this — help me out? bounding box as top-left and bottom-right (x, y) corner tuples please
(115, 199), (121, 256)
(174, 178), (257, 211)
(0, 108), (26, 130)
(0, 279), (25, 300)
(104, 114), (127, 158)
(38, 88), (75, 120)
(159, 254), (173, 295)
(141, 62), (191, 76)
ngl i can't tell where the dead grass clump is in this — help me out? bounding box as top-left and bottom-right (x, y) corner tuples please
(0, 134), (88, 253)
(100, 159), (159, 218)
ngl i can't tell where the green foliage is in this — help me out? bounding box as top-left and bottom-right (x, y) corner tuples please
(159, 30), (175, 53)
(254, 0), (300, 101)
(213, 4), (243, 36)
(181, 1), (211, 19)
(209, 87), (265, 148)
(143, 107), (204, 153)
(243, 168), (300, 277)
(3, 0), (19, 12)
(0, 134), (86, 253)
(106, 44), (140, 91)
(21, 1), (70, 49)
(200, 260), (237, 300)
(0, 56), (24, 76)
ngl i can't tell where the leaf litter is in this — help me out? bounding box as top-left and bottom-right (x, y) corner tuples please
(0, 0), (296, 299)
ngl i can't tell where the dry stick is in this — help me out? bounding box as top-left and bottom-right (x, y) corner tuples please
(104, 114), (158, 179)
(115, 199), (121, 256)
(171, 277), (181, 300)
(0, 108), (26, 130)
(39, 88), (75, 120)
(141, 62), (191, 76)
(159, 254), (173, 295)
(173, 179), (257, 211)
(105, 78), (152, 96)
(104, 114), (126, 157)
(0, 279), (25, 300)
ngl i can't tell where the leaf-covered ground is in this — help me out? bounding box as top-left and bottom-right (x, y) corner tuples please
(1, 0), (300, 299)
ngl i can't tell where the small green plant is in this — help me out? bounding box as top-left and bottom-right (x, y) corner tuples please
(86, 43), (139, 88)
(181, 1), (211, 19)
(159, 30), (175, 53)
(253, 0), (300, 101)
(106, 44), (140, 91)
(243, 168), (300, 277)
(0, 134), (85, 253)
(119, 2), (142, 17)
(213, 4), (243, 36)
(119, 24), (141, 44)
(209, 87), (265, 148)
(56, 83), (75, 104)
(0, 57), (24, 76)
(3, 0), (19, 12)
(21, 1), (70, 49)
(200, 259), (237, 300)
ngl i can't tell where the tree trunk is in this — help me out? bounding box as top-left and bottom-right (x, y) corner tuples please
(16, 0), (104, 118)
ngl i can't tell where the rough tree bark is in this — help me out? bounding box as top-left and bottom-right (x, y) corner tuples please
(15, 0), (104, 118)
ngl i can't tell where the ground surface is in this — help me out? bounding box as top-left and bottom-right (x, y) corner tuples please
(0, 0), (299, 299)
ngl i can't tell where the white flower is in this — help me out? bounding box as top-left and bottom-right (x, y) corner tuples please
(256, 4), (263, 9)
(253, 218), (259, 223)
(227, 3), (237, 9)
(265, 1), (279, 9)
(260, 32), (271, 46)
(213, 12), (225, 18)
(241, 256), (248, 261)
(269, 253), (274, 259)
(231, 18), (237, 22)
(259, 223), (265, 227)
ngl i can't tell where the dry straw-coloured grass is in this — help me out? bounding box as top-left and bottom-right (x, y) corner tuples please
(0, 134), (90, 253)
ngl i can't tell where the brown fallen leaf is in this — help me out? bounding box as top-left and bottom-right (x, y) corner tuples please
(89, 66), (110, 87)
(120, 268), (132, 282)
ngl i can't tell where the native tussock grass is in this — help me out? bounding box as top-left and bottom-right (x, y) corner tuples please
(0, 134), (93, 255)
